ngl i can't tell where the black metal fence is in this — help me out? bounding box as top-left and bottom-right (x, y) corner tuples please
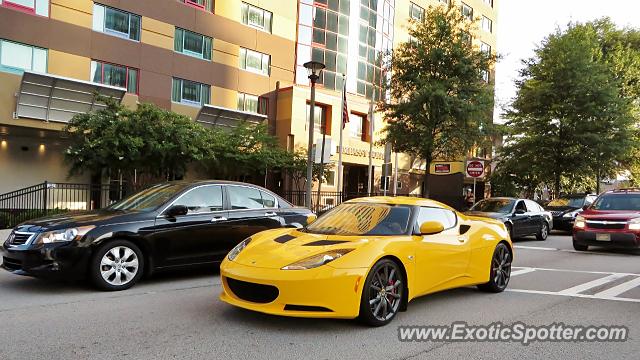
(0, 182), (127, 229)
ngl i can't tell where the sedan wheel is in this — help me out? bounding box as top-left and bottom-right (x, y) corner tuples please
(90, 240), (144, 291)
(536, 222), (549, 241)
(359, 259), (404, 326)
(478, 243), (512, 293)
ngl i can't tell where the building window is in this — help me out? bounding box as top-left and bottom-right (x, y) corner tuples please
(0, 39), (47, 74)
(438, 0), (450, 5)
(174, 28), (212, 60)
(324, 170), (336, 186)
(172, 78), (210, 106)
(481, 70), (490, 83)
(93, 3), (141, 41)
(241, 2), (272, 33)
(306, 103), (328, 135)
(0, 0), (48, 16)
(460, 3), (473, 21)
(480, 42), (491, 55)
(91, 60), (138, 94)
(349, 113), (365, 140)
(237, 93), (268, 115)
(239, 48), (270, 76)
(409, 2), (424, 22)
(179, 0), (213, 12)
(483, 0), (493, 7)
(482, 16), (493, 33)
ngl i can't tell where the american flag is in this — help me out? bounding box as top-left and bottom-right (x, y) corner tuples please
(342, 82), (349, 129)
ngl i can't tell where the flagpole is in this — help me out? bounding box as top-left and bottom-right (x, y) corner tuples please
(337, 74), (346, 196)
(367, 92), (376, 196)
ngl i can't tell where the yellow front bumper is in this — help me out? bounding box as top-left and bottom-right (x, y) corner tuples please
(219, 259), (368, 319)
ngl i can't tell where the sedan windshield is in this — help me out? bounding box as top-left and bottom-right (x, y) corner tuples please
(470, 199), (515, 213)
(306, 203), (411, 236)
(107, 183), (189, 211)
(591, 194), (640, 211)
(548, 198), (584, 208)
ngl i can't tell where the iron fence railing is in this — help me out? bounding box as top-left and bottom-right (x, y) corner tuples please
(0, 182), (128, 229)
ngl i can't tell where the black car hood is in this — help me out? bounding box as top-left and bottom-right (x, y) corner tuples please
(13, 209), (150, 233)
(546, 206), (580, 213)
(464, 211), (508, 220)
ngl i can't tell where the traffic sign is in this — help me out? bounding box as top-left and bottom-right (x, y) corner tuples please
(466, 161), (485, 178)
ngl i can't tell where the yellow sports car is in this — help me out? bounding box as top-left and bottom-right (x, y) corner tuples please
(219, 197), (512, 326)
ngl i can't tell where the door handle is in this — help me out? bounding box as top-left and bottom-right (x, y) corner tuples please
(457, 236), (466, 243)
(211, 216), (227, 222)
(265, 212), (277, 217)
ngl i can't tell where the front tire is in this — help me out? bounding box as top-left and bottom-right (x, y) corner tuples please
(536, 222), (549, 241)
(478, 243), (512, 293)
(573, 240), (588, 251)
(358, 259), (405, 327)
(90, 240), (144, 291)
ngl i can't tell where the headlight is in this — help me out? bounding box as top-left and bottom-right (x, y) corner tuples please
(35, 226), (95, 245)
(628, 218), (640, 230)
(574, 216), (586, 229)
(281, 249), (354, 270)
(227, 238), (251, 261)
(563, 210), (580, 218)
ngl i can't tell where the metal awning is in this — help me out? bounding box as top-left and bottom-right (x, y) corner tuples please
(196, 104), (267, 129)
(15, 71), (126, 123)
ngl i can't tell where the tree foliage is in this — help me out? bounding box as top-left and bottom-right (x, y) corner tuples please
(498, 19), (639, 198)
(380, 5), (495, 196)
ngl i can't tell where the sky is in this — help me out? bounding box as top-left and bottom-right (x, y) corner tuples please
(494, 0), (640, 123)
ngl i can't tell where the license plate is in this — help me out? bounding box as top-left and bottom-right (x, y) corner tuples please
(596, 233), (611, 241)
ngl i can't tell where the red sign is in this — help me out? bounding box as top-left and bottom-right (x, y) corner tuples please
(434, 164), (451, 173)
(466, 161), (484, 178)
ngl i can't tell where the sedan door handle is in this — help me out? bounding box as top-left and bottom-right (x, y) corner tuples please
(265, 212), (277, 217)
(457, 236), (466, 243)
(211, 216), (227, 222)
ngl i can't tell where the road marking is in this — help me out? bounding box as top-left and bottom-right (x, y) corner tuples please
(506, 288), (640, 303)
(511, 266), (640, 277)
(557, 274), (628, 295)
(510, 267), (536, 277)
(594, 276), (640, 298)
(515, 245), (558, 251)
(514, 244), (639, 256)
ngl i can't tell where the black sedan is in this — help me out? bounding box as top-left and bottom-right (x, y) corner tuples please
(545, 194), (597, 231)
(466, 197), (553, 240)
(1, 181), (313, 291)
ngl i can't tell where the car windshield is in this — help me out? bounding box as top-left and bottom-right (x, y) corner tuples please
(591, 194), (640, 211)
(305, 203), (411, 236)
(548, 198), (584, 208)
(470, 199), (515, 213)
(107, 183), (189, 211)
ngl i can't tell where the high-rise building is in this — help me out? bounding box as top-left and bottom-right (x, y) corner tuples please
(0, 0), (497, 206)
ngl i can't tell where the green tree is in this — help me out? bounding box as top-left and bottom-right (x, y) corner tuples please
(379, 5), (495, 197)
(503, 21), (637, 198)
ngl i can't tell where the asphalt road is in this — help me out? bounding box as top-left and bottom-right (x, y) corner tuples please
(0, 231), (638, 360)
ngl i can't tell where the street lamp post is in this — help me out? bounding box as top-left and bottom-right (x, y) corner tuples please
(303, 61), (325, 210)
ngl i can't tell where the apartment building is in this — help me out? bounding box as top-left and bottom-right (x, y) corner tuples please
(0, 0), (498, 203)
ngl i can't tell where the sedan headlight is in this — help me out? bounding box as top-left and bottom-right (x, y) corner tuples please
(35, 226), (95, 245)
(628, 218), (640, 230)
(563, 210), (580, 218)
(227, 238), (251, 261)
(574, 216), (586, 229)
(281, 249), (354, 270)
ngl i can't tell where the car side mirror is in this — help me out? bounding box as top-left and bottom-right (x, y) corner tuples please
(515, 209), (526, 215)
(166, 204), (188, 217)
(419, 221), (445, 236)
(582, 205), (589, 211)
(306, 214), (317, 225)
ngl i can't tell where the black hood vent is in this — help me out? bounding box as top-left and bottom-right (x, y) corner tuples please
(274, 234), (297, 243)
(303, 240), (349, 246)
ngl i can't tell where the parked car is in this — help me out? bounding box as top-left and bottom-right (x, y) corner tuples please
(546, 194), (597, 231)
(573, 188), (640, 251)
(466, 197), (553, 240)
(220, 196), (512, 326)
(1, 181), (314, 291)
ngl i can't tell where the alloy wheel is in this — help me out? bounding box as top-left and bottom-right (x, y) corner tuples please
(368, 262), (403, 321)
(541, 224), (548, 239)
(492, 245), (511, 290)
(100, 246), (140, 286)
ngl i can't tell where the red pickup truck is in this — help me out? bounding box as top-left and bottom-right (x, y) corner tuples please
(573, 189), (640, 251)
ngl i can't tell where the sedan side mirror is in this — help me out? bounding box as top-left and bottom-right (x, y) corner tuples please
(419, 221), (445, 236)
(166, 204), (188, 217)
(306, 214), (317, 225)
(582, 205), (589, 211)
(515, 209), (526, 215)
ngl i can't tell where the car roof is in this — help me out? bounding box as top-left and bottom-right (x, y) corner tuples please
(164, 180), (272, 189)
(606, 188), (640, 194)
(345, 196), (455, 210)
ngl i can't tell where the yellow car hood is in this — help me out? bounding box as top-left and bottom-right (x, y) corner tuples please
(232, 228), (365, 269)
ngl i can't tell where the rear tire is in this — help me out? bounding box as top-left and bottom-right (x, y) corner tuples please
(573, 241), (588, 251)
(358, 259), (405, 327)
(90, 239), (144, 291)
(536, 222), (549, 241)
(478, 243), (512, 293)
